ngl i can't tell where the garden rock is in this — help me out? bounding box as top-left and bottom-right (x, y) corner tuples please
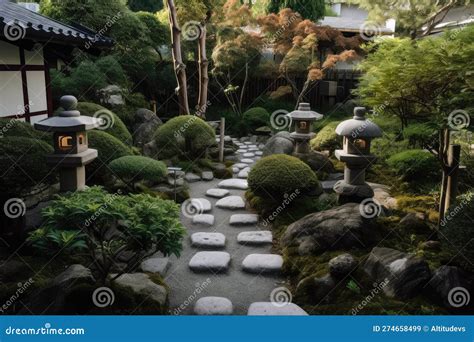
(189, 198), (212, 212)
(399, 212), (429, 232)
(296, 274), (335, 304)
(194, 296), (233, 315)
(242, 254), (283, 274)
(114, 273), (167, 306)
(201, 171), (214, 181)
(237, 231), (272, 245)
(189, 252), (231, 273)
(262, 131), (295, 157)
(243, 152), (255, 158)
(140, 257), (170, 275)
(281, 203), (377, 255)
(218, 179), (248, 190)
(238, 168), (250, 179)
(328, 253), (358, 278)
(297, 151), (336, 174)
(133, 109), (162, 148)
(0, 260), (31, 281)
(229, 214), (259, 226)
(53, 264), (95, 288)
(205, 189), (229, 198)
(185, 173), (201, 183)
(216, 196), (246, 210)
(248, 302), (308, 316)
(240, 158), (254, 164)
(234, 163), (248, 169)
(192, 214), (215, 226)
(427, 265), (473, 308)
(191, 232), (226, 248)
(364, 247), (431, 299)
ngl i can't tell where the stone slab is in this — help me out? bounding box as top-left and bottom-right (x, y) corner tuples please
(247, 302), (308, 316)
(205, 189), (230, 198)
(192, 214), (215, 226)
(216, 196), (246, 210)
(242, 254), (283, 274)
(201, 171), (214, 181)
(240, 158), (255, 164)
(218, 179), (248, 190)
(229, 214), (259, 225)
(189, 252), (231, 273)
(185, 173), (201, 183)
(191, 232), (226, 248)
(194, 296), (233, 315)
(237, 231), (272, 245)
(140, 257), (170, 275)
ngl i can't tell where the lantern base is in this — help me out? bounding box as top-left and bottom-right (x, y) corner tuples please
(333, 180), (374, 204)
(59, 166), (86, 192)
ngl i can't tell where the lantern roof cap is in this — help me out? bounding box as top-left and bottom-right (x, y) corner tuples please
(288, 102), (323, 121)
(34, 95), (101, 132)
(335, 107), (383, 138)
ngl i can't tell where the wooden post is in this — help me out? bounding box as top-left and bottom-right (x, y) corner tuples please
(444, 144), (461, 213)
(219, 118), (225, 163)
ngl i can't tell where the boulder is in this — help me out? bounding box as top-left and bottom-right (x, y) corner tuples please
(98, 85), (124, 106)
(427, 265), (473, 308)
(297, 151), (336, 174)
(399, 212), (429, 232)
(296, 274), (335, 304)
(0, 260), (31, 281)
(262, 131), (295, 157)
(140, 257), (170, 275)
(133, 109), (163, 148)
(114, 273), (167, 306)
(328, 253), (358, 279)
(364, 247), (431, 299)
(281, 203), (378, 255)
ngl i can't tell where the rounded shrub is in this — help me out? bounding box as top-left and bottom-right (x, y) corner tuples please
(242, 107), (270, 132)
(76, 102), (132, 144)
(0, 137), (54, 193)
(387, 149), (440, 181)
(310, 121), (341, 151)
(248, 154), (320, 199)
(153, 115), (215, 159)
(87, 130), (132, 178)
(0, 118), (51, 144)
(108, 156), (167, 183)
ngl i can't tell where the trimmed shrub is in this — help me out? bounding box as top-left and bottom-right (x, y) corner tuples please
(108, 156), (167, 183)
(248, 154), (321, 199)
(242, 107), (270, 132)
(0, 137), (54, 193)
(0, 119), (51, 144)
(76, 102), (132, 144)
(153, 115), (215, 159)
(87, 131), (132, 179)
(387, 149), (440, 181)
(403, 123), (437, 147)
(310, 121), (341, 151)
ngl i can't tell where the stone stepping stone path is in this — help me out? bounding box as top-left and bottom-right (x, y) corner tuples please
(167, 140), (286, 315)
(191, 233), (226, 248)
(247, 302), (308, 316)
(237, 231), (272, 245)
(194, 296), (233, 315)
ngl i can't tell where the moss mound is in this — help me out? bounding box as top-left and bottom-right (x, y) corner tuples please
(248, 154), (320, 199)
(310, 121), (341, 152)
(387, 149), (439, 181)
(242, 107), (270, 132)
(153, 115), (215, 159)
(76, 102), (132, 144)
(108, 156), (167, 183)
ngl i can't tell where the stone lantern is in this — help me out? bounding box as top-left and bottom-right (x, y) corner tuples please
(288, 102), (323, 154)
(34, 95), (100, 192)
(333, 107), (382, 203)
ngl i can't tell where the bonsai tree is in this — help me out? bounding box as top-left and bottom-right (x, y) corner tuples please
(28, 187), (186, 284)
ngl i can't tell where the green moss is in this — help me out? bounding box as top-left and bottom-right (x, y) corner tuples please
(108, 156), (167, 183)
(310, 121), (341, 152)
(387, 149), (440, 181)
(242, 107), (270, 133)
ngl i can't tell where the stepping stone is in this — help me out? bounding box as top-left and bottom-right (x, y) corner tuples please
(254, 151), (263, 156)
(247, 145), (257, 148)
(206, 188), (229, 198)
(218, 179), (248, 190)
(191, 232), (226, 248)
(201, 171), (214, 181)
(140, 257), (170, 275)
(240, 158), (254, 164)
(238, 167), (250, 179)
(242, 254), (283, 274)
(216, 196), (245, 210)
(237, 149), (247, 153)
(258, 143), (265, 149)
(194, 296), (233, 315)
(188, 198), (212, 212)
(189, 251), (231, 273)
(248, 147), (259, 152)
(185, 173), (201, 183)
(224, 136), (232, 142)
(243, 152), (255, 158)
(230, 214), (259, 226)
(247, 302), (308, 316)
(244, 141), (252, 145)
(238, 231), (272, 245)
(192, 214), (215, 226)
(234, 163), (248, 169)
(232, 167), (239, 173)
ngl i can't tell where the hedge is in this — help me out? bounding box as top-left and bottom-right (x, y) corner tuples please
(108, 156), (167, 183)
(242, 107), (270, 132)
(387, 149), (439, 181)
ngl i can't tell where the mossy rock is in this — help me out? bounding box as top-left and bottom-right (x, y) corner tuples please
(76, 102), (132, 145)
(248, 154), (321, 199)
(153, 115), (216, 160)
(0, 118), (52, 145)
(387, 149), (440, 181)
(242, 107), (270, 133)
(108, 156), (167, 184)
(310, 121), (342, 152)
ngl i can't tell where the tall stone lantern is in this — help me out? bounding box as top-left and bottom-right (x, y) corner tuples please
(333, 107), (382, 203)
(34, 95), (100, 192)
(288, 102), (323, 154)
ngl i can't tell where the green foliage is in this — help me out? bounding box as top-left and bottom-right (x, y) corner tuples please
(153, 115), (216, 159)
(403, 123), (437, 147)
(387, 149), (440, 181)
(266, 0), (282, 14)
(87, 130), (132, 179)
(0, 137), (54, 193)
(77, 102), (132, 144)
(242, 107), (270, 132)
(28, 186), (186, 282)
(128, 0), (164, 12)
(136, 11), (169, 48)
(283, 0), (325, 22)
(108, 156), (167, 183)
(248, 154), (320, 199)
(0, 118), (51, 144)
(440, 192), (474, 272)
(310, 121), (341, 151)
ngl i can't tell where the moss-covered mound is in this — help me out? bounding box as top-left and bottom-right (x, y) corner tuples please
(248, 154), (321, 199)
(310, 121), (341, 152)
(0, 118), (51, 144)
(87, 130), (132, 179)
(76, 102), (132, 144)
(387, 149), (439, 181)
(242, 107), (270, 132)
(153, 115), (215, 160)
(108, 156), (167, 183)
(0, 137), (54, 193)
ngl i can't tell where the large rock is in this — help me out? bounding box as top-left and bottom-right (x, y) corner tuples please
(281, 203), (378, 255)
(53, 265), (95, 288)
(328, 253), (358, 279)
(133, 109), (163, 148)
(297, 151), (336, 174)
(140, 257), (170, 275)
(427, 265), (473, 308)
(296, 274), (335, 304)
(364, 247), (431, 299)
(262, 131), (295, 157)
(114, 273), (167, 306)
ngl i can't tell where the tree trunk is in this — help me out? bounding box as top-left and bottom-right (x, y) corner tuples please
(166, 0), (190, 115)
(239, 62), (249, 115)
(197, 23), (209, 118)
(437, 128), (450, 227)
